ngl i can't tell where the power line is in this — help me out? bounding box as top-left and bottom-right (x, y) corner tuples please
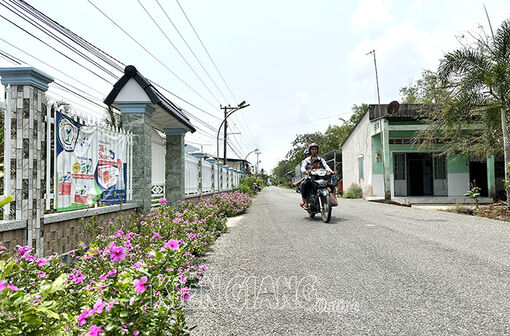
(86, 0), (219, 111)
(0, 13), (114, 85)
(1, 1), (119, 80)
(0, 1), (246, 156)
(154, 0), (229, 103)
(0, 40), (106, 97)
(14, 0), (126, 71)
(175, 0), (238, 103)
(136, 0), (221, 106)
(250, 113), (350, 130)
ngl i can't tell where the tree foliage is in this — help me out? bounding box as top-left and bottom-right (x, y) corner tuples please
(402, 20), (510, 164)
(272, 104), (367, 183)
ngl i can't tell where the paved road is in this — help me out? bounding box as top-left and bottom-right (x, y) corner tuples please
(185, 187), (510, 335)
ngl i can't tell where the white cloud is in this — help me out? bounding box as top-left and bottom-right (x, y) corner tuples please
(351, 0), (393, 29)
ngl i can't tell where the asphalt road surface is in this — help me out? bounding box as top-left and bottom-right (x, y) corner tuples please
(185, 186), (510, 335)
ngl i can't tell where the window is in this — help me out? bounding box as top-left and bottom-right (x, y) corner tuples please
(358, 156), (364, 180)
(433, 155), (447, 180)
(394, 153), (406, 180)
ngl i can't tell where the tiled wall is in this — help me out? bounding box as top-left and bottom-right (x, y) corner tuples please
(42, 208), (138, 256)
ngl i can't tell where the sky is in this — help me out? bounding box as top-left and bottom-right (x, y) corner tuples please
(0, 0), (509, 173)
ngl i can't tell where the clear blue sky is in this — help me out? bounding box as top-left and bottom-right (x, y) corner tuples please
(0, 0), (509, 172)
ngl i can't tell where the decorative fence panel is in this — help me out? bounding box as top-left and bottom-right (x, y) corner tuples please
(151, 131), (166, 206)
(184, 155), (199, 195)
(202, 160), (213, 193)
(214, 166), (220, 192)
(222, 169), (227, 191)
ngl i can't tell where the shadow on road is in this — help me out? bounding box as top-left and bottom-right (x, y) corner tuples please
(303, 216), (345, 224)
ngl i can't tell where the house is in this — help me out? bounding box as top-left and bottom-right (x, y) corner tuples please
(341, 104), (503, 203)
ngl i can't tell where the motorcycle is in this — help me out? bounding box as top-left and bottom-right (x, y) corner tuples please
(303, 168), (335, 223)
(252, 182), (261, 194)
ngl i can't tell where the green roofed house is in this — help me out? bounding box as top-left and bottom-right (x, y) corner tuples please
(341, 104), (504, 204)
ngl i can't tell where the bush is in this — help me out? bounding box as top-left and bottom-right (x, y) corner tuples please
(343, 184), (363, 199)
(0, 192), (251, 335)
(235, 184), (251, 195)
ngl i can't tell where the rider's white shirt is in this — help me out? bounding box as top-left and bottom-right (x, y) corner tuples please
(300, 156), (333, 174)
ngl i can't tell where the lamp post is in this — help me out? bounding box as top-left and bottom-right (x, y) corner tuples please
(216, 101), (249, 191)
(244, 148), (261, 173)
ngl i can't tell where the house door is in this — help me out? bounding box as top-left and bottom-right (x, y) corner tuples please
(407, 153), (434, 196)
(469, 161), (488, 197)
(408, 157), (424, 195)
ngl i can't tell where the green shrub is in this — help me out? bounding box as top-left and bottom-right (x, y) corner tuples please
(343, 184), (363, 199)
(235, 184), (251, 195)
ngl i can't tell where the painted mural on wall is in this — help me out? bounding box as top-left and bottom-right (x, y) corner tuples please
(56, 111), (127, 211)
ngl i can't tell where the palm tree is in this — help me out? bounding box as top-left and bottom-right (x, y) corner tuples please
(438, 19), (510, 203)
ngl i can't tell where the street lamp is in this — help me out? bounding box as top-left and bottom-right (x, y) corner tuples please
(244, 148), (261, 173)
(216, 101), (250, 191)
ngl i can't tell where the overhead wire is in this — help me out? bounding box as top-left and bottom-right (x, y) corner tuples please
(174, 0), (237, 102)
(2, 0), (119, 80)
(172, 0), (259, 153)
(0, 1), (247, 157)
(135, 0), (221, 106)
(0, 13), (114, 85)
(154, 0), (229, 103)
(14, 0), (126, 72)
(86, 0), (220, 111)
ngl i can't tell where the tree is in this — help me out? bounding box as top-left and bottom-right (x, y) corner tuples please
(436, 19), (510, 203)
(272, 104), (369, 183)
(103, 105), (123, 129)
(399, 70), (450, 105)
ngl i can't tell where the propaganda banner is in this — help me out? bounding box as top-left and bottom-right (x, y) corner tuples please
(56, 112), (128, 212)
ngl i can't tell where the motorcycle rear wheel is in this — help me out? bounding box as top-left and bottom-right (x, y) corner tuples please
(309, 212), (315, 219)
(320, 195), (332, 223)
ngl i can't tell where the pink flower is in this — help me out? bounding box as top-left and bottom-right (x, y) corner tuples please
(0, 280), (6, 291)
(17, 246), (32, 258)
(93, 299), (106, 314)
(164, 239), (179, 250)
(7, 284), (18, 292)
(134, 331), (139, 335)
(105, 300), (118, 312)
(110, 246), (126, 262)
(179, 287), (190, 301)
(89, 325), (103, 336)
(77, 308), (92, 326)
(36, 258), (48, 267)
(159, 197), (167, 205)
(133, 276), (148, 293)
(37, 271), (48, 278)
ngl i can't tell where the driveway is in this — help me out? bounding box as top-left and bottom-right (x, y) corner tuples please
(185, 187), (510, 335)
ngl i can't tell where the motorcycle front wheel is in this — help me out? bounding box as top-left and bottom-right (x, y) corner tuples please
(320, 195), (332, 223)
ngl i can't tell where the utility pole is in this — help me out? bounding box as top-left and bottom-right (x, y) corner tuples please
(222, 106), (228, 166)
(255, 150), (260, 174)
(367, 49), (390, 200)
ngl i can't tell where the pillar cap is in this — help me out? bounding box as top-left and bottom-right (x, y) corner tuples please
(0, 67), (54, 91)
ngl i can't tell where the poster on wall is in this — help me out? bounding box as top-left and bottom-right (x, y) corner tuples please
(56, 112), (128, 212)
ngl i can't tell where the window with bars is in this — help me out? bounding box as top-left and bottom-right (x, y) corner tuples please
(433, 155), (447, 180)
(394, 153), (406, 180)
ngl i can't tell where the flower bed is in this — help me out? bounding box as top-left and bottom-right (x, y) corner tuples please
(0, 192), (251, 335)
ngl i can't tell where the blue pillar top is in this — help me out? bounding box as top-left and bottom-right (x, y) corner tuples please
(0, 67), (54, 91)
(191, 152), (205, 158)
(205, 158), (216, 163)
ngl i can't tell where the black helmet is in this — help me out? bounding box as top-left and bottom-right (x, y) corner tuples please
(308, 143), (319, 151)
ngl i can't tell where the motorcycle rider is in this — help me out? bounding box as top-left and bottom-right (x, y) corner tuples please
(300, 143), (333, 209)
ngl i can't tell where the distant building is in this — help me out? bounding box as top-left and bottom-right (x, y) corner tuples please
(341, 104), (502, 203)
